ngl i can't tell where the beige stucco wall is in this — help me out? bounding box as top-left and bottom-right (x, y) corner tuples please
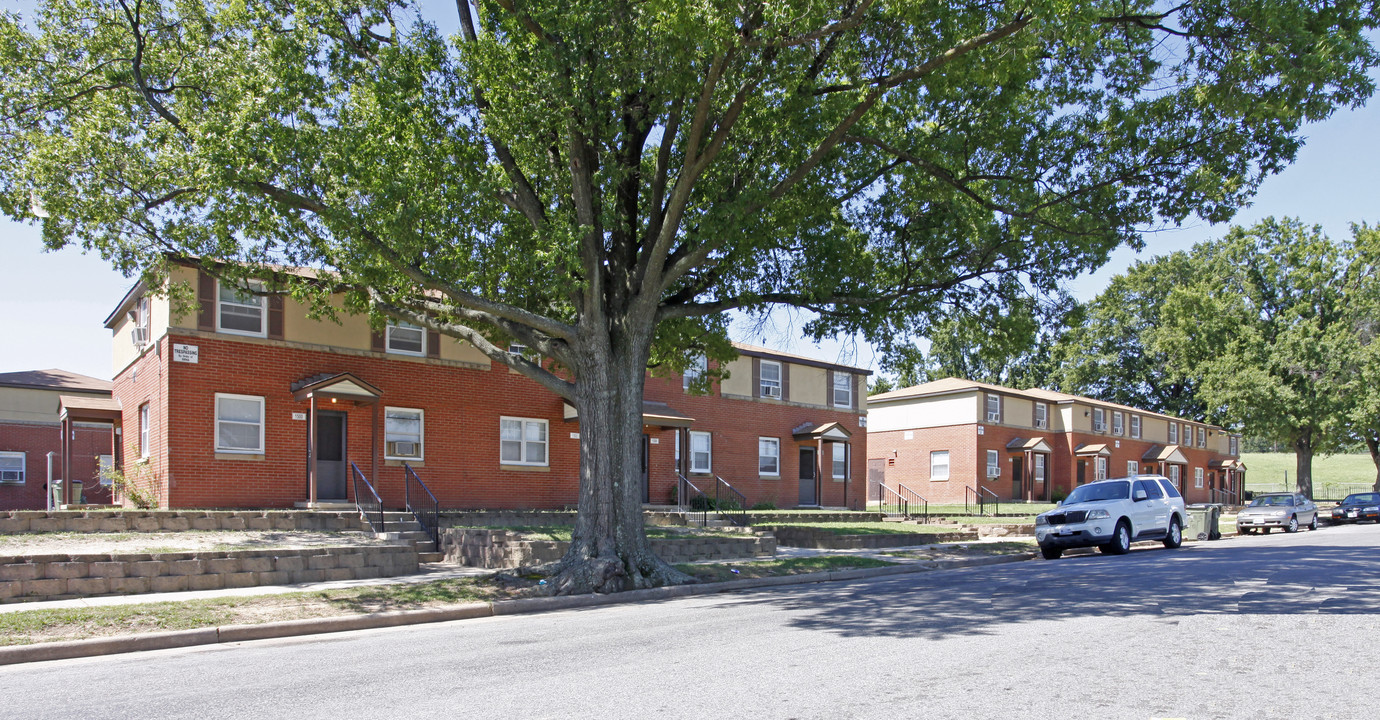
(1142, 417), (1168, 444)
(1004, 396), (1033, 428)
(1046, 403), (1068, 432)
(1068, 403), (1092, 433)
(439, 336), (491, 365)
(284, 296), (373, 352)
(0, 387), (65, 424)
(790, 364), (826, 406)
(867, 391), (978, 432)
(720, 357), (753, 397)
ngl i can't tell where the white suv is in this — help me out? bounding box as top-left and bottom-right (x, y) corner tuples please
(1035, 475), (1187, 560)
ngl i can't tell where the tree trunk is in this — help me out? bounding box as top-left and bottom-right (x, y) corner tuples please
(1293, 431), (1314, 499)
(1365, 433), (1380, 493)
(544, 329), (691, 595)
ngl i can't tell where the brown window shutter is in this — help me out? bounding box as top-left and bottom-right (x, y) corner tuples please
(826, 370), (835, 406)
(751, 357), (761, 398)
(781, 363), (790, 402)
(998, 395), (1004, 423)
(371, 329), (386, 352)
(852, 374), (860, 411)
(426, 330), (441, 358)
(197, 271), (216, 331)
(267, 295), (285, 339)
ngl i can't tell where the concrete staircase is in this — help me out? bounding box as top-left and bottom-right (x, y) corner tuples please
(366, 510), (445, 563)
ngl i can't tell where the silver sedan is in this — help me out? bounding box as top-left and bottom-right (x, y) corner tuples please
(1237, 493), (1318, 534)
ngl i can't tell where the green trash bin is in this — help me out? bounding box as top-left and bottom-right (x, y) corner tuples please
(1186, 505), (1209, 541)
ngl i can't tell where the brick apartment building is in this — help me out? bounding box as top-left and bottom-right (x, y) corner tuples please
(102, 262), (870, 510)
(867, 378), (1243, 505)
(0, 369), (115, 510)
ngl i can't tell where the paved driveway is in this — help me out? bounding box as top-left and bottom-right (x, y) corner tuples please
(5, 525), (1379, 719)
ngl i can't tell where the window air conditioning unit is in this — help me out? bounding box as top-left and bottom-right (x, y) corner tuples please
(393, 441), (417, 457)
(762, 385), (781, 398)
(987, 466), (1002, 478)
(130, 326), (149, 348)
(987, 412), (1001, 422)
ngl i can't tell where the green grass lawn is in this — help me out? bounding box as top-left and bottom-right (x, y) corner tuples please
(866, 502), (1056, 516)
(1243, 453), (1376, 499)
(753, 522), (973, 536)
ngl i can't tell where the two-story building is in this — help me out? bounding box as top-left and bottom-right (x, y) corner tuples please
(0, 369), (115, 510)
(867, 378), (1243, 505)
(102, 261), (870, 510)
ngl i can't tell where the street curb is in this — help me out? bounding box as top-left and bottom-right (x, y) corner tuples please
(0, 552), (1035, 666)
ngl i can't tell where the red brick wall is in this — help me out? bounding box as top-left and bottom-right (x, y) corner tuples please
(111, 337), (173, 506)
(0, 421), (112, 510)
(866, 425), (978, 505)
(113, 335), (866, 510)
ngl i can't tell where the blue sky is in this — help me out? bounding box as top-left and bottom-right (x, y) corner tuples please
(1, 12), (1375, 380)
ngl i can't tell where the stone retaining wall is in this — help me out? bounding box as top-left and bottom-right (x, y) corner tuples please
(438, 511), (579, 528)
(763, 527), (978, 549)
(0, 510), (366, 535)
(441, 528), (776, 569)
(743, 512), (882, 524)
(975, 524), (1035, 537)
(0, 545), (418, 603)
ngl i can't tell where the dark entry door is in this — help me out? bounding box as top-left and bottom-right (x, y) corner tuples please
(641, 434), (650, 504)
(799, 447), (817, 506)
(1076, 459), (1086, 486)
(1011, 457), (1024, 500)
(867, 459), (886, 503)
(317, 411), (348, 500)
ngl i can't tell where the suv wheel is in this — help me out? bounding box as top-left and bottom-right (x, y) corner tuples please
(1100, 521), (1132, 555)
(1287, 515), (1299, 533)
(1309, 515), (1318, 531)
(1163, 517), (1183, 549)
(1040, 546), (1062, 560)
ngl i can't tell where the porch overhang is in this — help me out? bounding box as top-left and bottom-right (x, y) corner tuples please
(291, 372), (382, 404)
(57, 395), (123, 424)
(792, 421), (852, 442)
(1074, 443), (1112, 457)
(1143, 444), (1188, 464)
(1210, 458), (1245, 470)
(1006, 437), (1053, 454)
(561, 401), (696, 428)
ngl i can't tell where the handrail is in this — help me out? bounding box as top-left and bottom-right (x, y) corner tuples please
(404, 463), (440, 547)
(964, 486), (979, 515)
(714, 475), (748, 527)
(879, 484), (929, 524)
(677, 474), (709, 527)
(350, 462), (385, 534)
(979, 487), (1000, 517)
(879, 484), (909, 517)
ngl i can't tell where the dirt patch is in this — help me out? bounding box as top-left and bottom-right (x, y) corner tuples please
(882, 540), (1036, 561)
(0, 530), (388, 557)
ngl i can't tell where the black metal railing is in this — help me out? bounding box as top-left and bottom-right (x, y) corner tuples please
(879, 483), (928, 524)
(350, 462), (385, 534)
(714, 476), (748, 526)
(979, 487), (999, 516)
(403, 463), (440, 547)
(677, 473), (709, 527)
(965, 486), (979, 515)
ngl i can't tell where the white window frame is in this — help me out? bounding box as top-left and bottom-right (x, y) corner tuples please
(98, 455), (114, 486)
(832, 442), (848, 479)
(1033, 453), (1047, 482)
(832, 372), (853, 408)
(216, 279), (267, 338)
(0, 451), (25, 485)
(1095, 456), (1108, 482)
(1197, 427), (1206, 448)
(384, 407), (425, 461)
(689, 430), (712, 474)
(500, 417), (548, 467)
(758, 437), (780, 477)
(1230, 436), (1239, 456)
(759, 360), (782, 399)
(1182, 423), (1192, 446)
(986, 449), (1000, 478)
(385, 323), (426, 357)
(1169, 465), (1181, 486)
(1127, 460), (1139, 476)
(1168, 422), (1179, 444)
(683, 356), (707, 390)
(1195, 467), (1205, 488)
(1034, 402), (1047, 429)
(1092, 407), (1106, 433)
(986, 394), (1001, 423)
(930, 450), (950, 481)
(1130, 415), (1141, 439)
(1112, 411), (1123, 436)
(214, 393), (265, 454)
(138, 403), (150, 458)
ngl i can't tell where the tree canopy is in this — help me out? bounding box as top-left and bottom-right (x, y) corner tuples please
(2, 0), (1377, 590)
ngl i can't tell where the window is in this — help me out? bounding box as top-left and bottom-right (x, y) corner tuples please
(1127, 460), (1139, 476)
(500, 417), (548, 466)
(386, 322), (425, 356)
(832, 443), (848, 479)
(930, 451), (950, 480)
(1112, 411), (1123, 436)
(215, 394), (264, 453)
(217, 280), (266, 336)
(1034, 402), (1047, 429)
(1137, 479), (1164, 499)
(1094, 456), (1108, 482)
(1130, 415), (1141, 439)
(0, 452), (24, 484)
(385, 407), (424, 460)
(1168, 422), (1179, 444)
(1197, 427), (1206, 448)
(986, 394), (1001, 423)
(1033, 454), (1047, 482)
(138, 403), (150, 458)
(683, 356), (707, 390)
(1160, 478), (1182, 499)
(1195, 467), (1204, 488)
(759, 361), (782, 398)
(832, 372), (853, 408)
(758, 437), (779, 476)
(1230, 436), (1239, 456)
(98, 455), (114, 486)
(1168, 465), (1181, 486)
(130, 296), (151, 348)
(986, 450), (1000, 478)
(688, 431), (712, 473)
(1182, 423), (1191, 446)
(1092, 408), (1106, 433)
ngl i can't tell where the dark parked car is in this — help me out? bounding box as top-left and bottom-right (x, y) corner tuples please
(1331, 493), (1380, 524)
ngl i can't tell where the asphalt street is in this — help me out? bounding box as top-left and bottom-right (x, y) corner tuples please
(5, 524), (1380, 720)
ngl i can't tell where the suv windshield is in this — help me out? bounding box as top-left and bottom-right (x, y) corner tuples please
(1065, 481), (1130, 504)
(1250, 495), (1294, 507)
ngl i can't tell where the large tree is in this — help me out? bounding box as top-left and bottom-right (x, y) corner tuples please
(1340, 224), (1380, 491)
(1154, 218), (1355, 498)
(2, 0), (1376, 592)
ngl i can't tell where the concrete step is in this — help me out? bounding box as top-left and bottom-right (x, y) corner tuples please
(418, 552), (446, 563)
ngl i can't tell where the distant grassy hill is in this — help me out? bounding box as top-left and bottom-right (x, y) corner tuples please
(1243, 453), (1377, 499)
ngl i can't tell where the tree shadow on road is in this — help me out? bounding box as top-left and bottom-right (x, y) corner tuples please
(719, 541), (1380, 641)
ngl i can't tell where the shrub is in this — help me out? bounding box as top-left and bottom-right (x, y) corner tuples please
(750, 502), (776, 511)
